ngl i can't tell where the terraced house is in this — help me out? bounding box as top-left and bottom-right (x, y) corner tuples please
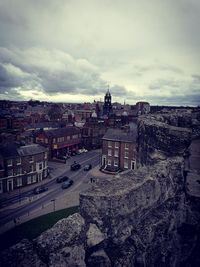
(0, 143), (48, 193)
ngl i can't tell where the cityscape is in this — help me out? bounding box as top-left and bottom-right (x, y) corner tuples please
(0, 1), (200, 267)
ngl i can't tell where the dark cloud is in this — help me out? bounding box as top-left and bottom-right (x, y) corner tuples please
(0, 47), (111, 97)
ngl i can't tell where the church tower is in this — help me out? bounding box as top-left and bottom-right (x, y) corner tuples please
(103, 88), (112, 116)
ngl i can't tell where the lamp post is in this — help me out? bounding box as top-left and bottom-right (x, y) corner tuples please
(51, 199), (56, 212)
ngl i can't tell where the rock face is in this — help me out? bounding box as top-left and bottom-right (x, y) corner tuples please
(1, 109), (200, 267)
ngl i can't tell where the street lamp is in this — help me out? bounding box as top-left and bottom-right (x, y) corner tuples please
(51, 199), (56, 212)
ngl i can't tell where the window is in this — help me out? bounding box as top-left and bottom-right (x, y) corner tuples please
(53, 138), (56, 143)
(45, 138), (48, 144)
(115, 142), (119, 148)
(7, 159), (12, 167)
(67, 136), (70, 140)
(29, 156), (34, 162)
(44, 161), (47, 168)
(114, 160), (118, 167)
(29, 165), (34, 173)
(108, 141), (112, 148)
(16, 157), (21, 165)
(27, 176), (32, 184)
(8, 169), (13, 177)
(114, 150), (119, 157)
(32, 174), (37, 183)
(108, 159), (111, 166)
(17, 177), (22, 187)
(16, 168), (22, 175)
(125, 143), (129, 150)
(108, 149), (112, 156)
(39, 162), (43, 170)
(44, 152), (48, 159)
(124, 159), (128, 169)
(124, 151), (129, 158)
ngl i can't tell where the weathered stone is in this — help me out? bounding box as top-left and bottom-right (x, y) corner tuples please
(87, 249), (111, 267)
(49, 245), (86, 267)
(86, 223), (106, 247)
(35, 213), (85, 263)
(0, 239), (46, 267)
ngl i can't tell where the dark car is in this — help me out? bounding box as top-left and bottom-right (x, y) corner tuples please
(84, 164), (92, 171)
(70, 162), (81, 171)
(33, 186), (48, 194)
(61, 179), (73, 189)
(56, 176), (69, 183)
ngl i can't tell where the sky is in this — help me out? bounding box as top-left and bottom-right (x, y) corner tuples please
(0, 0), (200, 106)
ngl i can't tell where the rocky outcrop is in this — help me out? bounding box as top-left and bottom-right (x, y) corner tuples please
(1, 109), (200, 267)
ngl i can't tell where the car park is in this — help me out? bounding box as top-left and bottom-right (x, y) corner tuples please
(56, 176), (69, 183)
(33, 186), (48, 194)
(71, 162), (81, 170)
(84, 164), (92, 171)
(61, 179), (73, 189)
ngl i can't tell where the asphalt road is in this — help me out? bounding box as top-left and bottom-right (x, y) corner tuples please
(0, 150), (101, 226)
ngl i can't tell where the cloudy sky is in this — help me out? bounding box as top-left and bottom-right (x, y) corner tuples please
(0, 0), (200, 106)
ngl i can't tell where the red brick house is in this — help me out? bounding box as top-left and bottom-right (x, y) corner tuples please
(0, 143), (48, 193)
(101, 128), (137, 173)
(35, 127), (81, 159)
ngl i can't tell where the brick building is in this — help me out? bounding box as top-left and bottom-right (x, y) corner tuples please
(101, 128), (137, 173)
(35, 127), (81, 159)
(0, 143), (48, 193)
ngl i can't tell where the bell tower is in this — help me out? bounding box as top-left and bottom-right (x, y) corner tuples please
(103, 85), (112, 116)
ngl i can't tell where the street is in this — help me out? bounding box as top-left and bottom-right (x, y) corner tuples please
(0, 150), (101, 228)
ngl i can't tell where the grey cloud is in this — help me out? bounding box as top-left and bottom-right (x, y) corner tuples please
(0, 47), (110, 97)
(132, 64), (183, 77)
(110, 85), (129, 97)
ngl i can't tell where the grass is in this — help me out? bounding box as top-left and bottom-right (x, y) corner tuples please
(0, 206), (79, 251)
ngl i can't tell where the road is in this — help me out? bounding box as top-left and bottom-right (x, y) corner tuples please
(0, 150), (101, 227)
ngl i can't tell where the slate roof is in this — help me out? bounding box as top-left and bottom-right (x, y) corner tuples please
(102, 128), (137, 142)
(42, 127), (80, 138)
(18, 144), (47, 156)
(0, 143), (47, 158)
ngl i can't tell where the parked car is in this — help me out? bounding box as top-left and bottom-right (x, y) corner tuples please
(84, 164), (92, 171)
(71, 162), (81, 171)
(33, 186), (48, 194)
(61, 179), (73, 189)
(56, 176), (69, 183)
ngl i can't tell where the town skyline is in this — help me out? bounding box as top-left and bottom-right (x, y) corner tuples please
(0, 0), (200, 106)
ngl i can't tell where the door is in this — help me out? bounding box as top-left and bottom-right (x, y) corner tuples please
(131, 160), (136, 170)
(102, 156), (106, 168)
(7, 179), (13, 192)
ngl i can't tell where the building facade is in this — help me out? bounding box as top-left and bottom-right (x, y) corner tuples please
(101, 128), (137, 173)
(35, 127), (81, 158)
(0, 143), (48, 193)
